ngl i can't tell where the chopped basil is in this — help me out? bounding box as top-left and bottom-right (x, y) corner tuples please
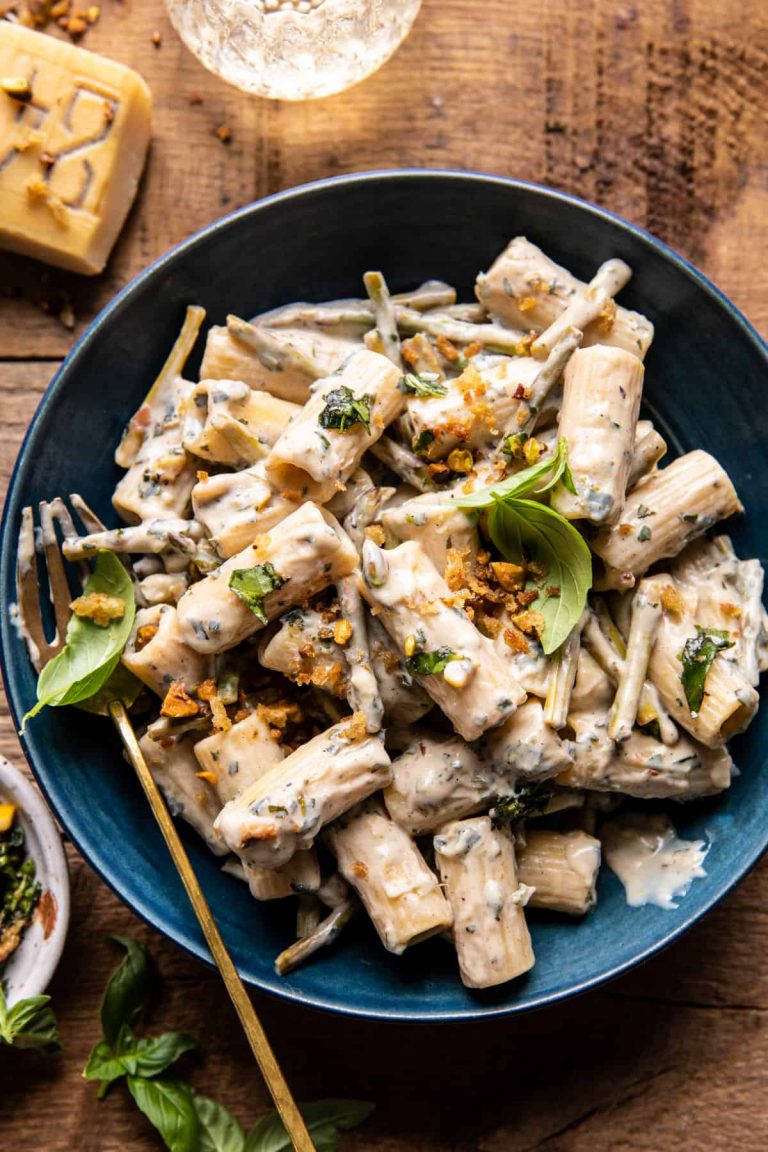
(412, 429), (435, 454)
(490, 782), (554, 828)
(637, 525), (652, 542)
(405, 647), (458, 676)
(679, 626), (734, 714)
(229, 563), (286, 625)
(399, 371), (447, 398)
(318, 386), (373, 433)
(680, 512), (698, 524)
(636, 504), (654, 519)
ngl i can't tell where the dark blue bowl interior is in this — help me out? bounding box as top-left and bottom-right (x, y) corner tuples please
(2, 171), (767, 1021)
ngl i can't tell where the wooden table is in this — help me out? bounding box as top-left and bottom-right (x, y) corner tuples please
(3, 1), (768, 1147)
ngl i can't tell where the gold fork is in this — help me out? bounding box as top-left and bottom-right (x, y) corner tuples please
(17, 497), (316, 1152)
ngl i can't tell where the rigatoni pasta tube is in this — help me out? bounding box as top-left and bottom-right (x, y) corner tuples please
(139, 727), (225, 856)
(434, 817), (534, 989)
(176, 502), (358, 653)
(193, 709), (285, 806)
(383, 733), (498, 835)
(122, 604), (212, 696)
(558, 725), (732, 798)
(241, 850), (321, 902)
(360, 539), (524, 741)
(327, 797), (453, 955)
(200, 321), (356, 404)
(647, 580), (758, 747)
(259, 608), (349, 699)
(380, 494), (479, 577)
(551, 346), (644, 525)
(214, 715), (392, 870)
(266, 349), (404, 503)
(592, 451), (743, 589)
(182, 380), (298, 467)
(478, 699), (573, 781)
(517, 830), (601, 915)
(475, 237), (654, 358)
(191, 462), (296, 559)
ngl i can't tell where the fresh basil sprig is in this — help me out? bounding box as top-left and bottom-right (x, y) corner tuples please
(318, 386), (373, 434)
(229, 563), (286, 625)
(22, 550), (136, 730)
(679, 627), (734, 714)
(84, 936), (374, 1152)
(454, 439), (591, 654)
(0, 984), (59, 1051)
(488, 498), (592, 653)
(455, 436), (576, 509)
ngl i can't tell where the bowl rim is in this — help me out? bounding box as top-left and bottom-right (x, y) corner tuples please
(3, 168), (768, 1022)
(0, 755), (70, 1004)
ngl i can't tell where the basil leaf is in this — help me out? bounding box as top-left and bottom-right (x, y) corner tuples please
(318, 386), (373, 433)
(101, 935), (154, 1049)
(83, 1038), (126, 1084)
(455, 437), (572, 509)
(399, 371), (447, 398)
(679, 627), (734, 714)
(488, 498), (592, 654)
(127, 1076), (198, 1152)
(122, 1031), (196, 1079)
(22, 550), (136, 729)
(75, 662), (145, 715)
(192, 1092), (245, 1152)
(229, 563), (286, 625)
(412, 429), (435, 454)
(404, 647), (458, 677)
(491, 782), (554, 827)
(244, 1099), (374, 1152)
(0, 987), (59, 1051)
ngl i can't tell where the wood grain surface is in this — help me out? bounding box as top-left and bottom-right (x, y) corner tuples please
(2, 1), (768, 1148)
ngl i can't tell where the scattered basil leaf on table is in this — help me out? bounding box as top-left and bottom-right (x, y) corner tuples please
(21, 550), (136, 729)
(84, 937), (374, 1151)
(229, 563), (286, 625)
(405, 647), (459, 677)
(100, 934), (154, 1049)
(127, 1075), (199, 1152)
(244, 1099), (375, 1152)
(193, 1093), (246, 1152)
(122, 1032), (198, 1078)
(318, 386), (373, 433)
(679, 626), (734, 714)
(0, 985), (59, 1051)
(399, 371), (447, 398)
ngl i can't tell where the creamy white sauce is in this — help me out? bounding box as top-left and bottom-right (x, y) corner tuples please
(601, 812), (708, 910)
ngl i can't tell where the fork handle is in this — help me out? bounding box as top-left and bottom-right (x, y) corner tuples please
(108, 700), (316, 1152)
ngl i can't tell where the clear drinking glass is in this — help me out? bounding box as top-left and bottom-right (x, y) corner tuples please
(165, 0), (423, 101)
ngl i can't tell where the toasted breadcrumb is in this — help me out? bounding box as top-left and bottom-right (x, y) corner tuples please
(338, 711), (367, 741)
(504, 627), (531, 654)
(364, 524), (386, 546)
(70, 592), (125, 628)
(660, 584), (686, 616)
(161, 681), (200, 718)
(333, 619), (353, 645)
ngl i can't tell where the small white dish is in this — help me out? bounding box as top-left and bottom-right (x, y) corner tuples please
(0, 754), (70, 1006)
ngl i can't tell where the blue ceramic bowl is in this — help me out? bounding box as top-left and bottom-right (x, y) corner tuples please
(2, 171), (767, 1021)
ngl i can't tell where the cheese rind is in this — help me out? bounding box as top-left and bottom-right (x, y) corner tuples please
(0, 25), (151, 275)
